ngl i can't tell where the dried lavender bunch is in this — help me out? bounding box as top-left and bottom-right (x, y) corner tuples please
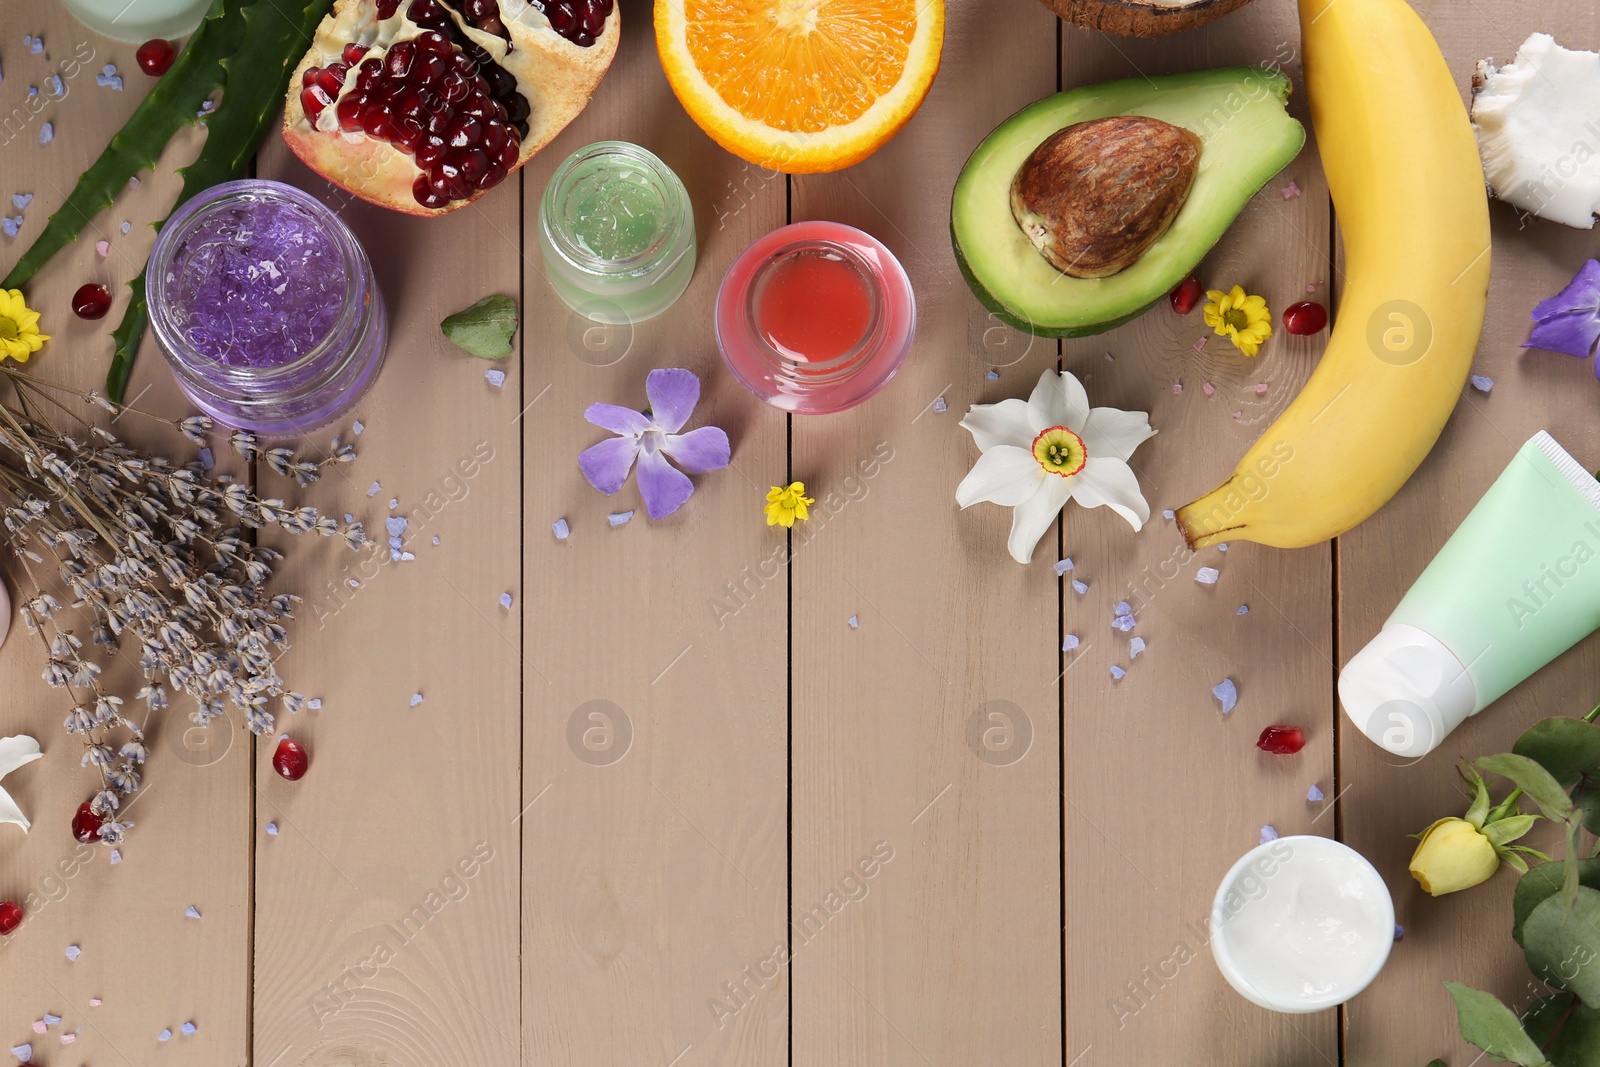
(0, 364), (364, 844)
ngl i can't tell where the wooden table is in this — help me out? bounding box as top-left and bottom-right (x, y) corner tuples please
(1, 0), (1595, 1062)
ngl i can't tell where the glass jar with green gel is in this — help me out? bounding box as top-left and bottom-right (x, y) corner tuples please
(538, 141), (696, 326)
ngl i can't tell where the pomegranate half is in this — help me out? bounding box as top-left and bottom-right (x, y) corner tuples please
(283, 0), (619, 215)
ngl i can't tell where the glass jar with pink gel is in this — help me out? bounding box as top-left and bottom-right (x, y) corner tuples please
(148, 180), (387, 436)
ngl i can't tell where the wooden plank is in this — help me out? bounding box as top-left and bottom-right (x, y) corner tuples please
(1338, 3), (1599, 1063)
(0, 12), (253, 1066)
(787, 1), (1061, 1063)
(1058, 5), (1338, 1063)
(518, 3), (790, 1062)
(247, 123), (524, 1067)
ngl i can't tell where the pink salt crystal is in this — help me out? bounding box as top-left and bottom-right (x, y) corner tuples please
(60, 1033), (75, 1044)
(89, 998), (101, 1007)
(1172, 381), (1183, 394)
(1103, 351), (1114, 362)
(1201, 381), (1216, 397)
(1232, 410), (1243, 420)
(1193, 336), (1208, 352)
(1254, 382), (1269, 395)
(94, 240), (109, 257)
(31, 1021), (46, 1034)
(1282, 180), (1302, 199)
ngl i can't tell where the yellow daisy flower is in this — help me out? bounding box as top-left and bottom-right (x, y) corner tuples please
(1203, 285), (1272, 357)
(0, 288), (49, 364)
(764, 481), (814, 528)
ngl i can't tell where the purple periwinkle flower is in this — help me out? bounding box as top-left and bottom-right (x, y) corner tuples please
(1525, 259), (1600, 367)
(579, 368), (731, 520)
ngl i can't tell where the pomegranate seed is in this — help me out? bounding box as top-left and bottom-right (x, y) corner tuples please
(72, 283), (112, 319)
(459, 148), (490, 185)
(343, 43), (369, 66)
(572, 30), (594, 47)
(336, 95), (364, 132)
(317, 64), (348, 96)
(1257, 725), (1307, 755)
(394, 117), (426, 152)
(493, 135), (520, 172)
(482, 162), (507, 190)
(419, 31), (453, 58)
(385, 39), (417, 79)
(0, 901), (22, 935)
(1170, 274), (1202, 315)
(1283, 301), (1328, 335)
(447, 115), (484, 148)
(578, 0), (605, 35)
(300, 84), (334, 122)
(72, 800), (103, 843)
(549, 4), (577, 33)
(272, 736), (310, 781)
(413, 174), (450, 209)
(377, 0), (400, 14)
(136, 38), (176, 76)
(595, 0), (613, 15)
(440, 71), (470, 104)
(416, 134), (449, 167)
(416, 52), (449, 84)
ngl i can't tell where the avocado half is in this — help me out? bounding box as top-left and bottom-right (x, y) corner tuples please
(952, 67), (1306, 337)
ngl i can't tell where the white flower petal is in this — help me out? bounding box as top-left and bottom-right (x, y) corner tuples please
(960, 398), (1035, 452)
(0, 734), (42, 833)
(1027, 370), (1090, 432)
(1068, 456), (1150, 531)
(956, 446), (1044, 508)
(1007, 477), (1073, 565)
(1080, 406), (1156, 463)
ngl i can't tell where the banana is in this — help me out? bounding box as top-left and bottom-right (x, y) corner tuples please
(1175, 0), (1491, 550)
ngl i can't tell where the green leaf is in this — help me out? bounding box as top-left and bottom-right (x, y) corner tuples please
(1445, 983), (1553, 1066)
(1515, 718), (1600, 788)
(1486, 815), (1541, 848)
(441, 295), (519, 360)
(1524, 992), (1600, 1066)
(0, 0), (247, 290)
(1465, 766), (1493, 828)
(1479, 754), (1576, 822)
(106, 0), (334, 400)
(1515, 860), (1600, 945)
(1580, 791), (1600, 837)
(1523, 887), (1600, 1009)
(1426, 1061), (1448, 1067)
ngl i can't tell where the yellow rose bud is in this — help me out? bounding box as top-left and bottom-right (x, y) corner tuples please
(1409, 817), (1501, 896)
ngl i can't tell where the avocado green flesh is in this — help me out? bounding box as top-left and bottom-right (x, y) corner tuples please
(952, 67), (1306, 337)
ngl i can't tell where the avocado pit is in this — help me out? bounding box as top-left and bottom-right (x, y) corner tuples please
(1010, 114), (1202, 279)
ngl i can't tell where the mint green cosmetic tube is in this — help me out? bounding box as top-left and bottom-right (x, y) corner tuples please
(1341, 432), (1600, 758)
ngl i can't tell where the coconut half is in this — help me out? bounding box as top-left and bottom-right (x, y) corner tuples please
(1037, 0), (1255, 38)
(1472, 33), (1600, 229)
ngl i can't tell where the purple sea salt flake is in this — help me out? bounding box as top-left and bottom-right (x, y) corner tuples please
(64, 944), (80, 961)
(932, 396), (947, 413)
(1109, 665), (1126, 680)
(1470, 374), (1494, 393)
(848, 615), (859, 629)
(1213, 678), (1238, 714)
(608, 510), (633, 527)
(47, 73), (63, 96)
(119, 219), (130, 233)
(1162, 509), (1174, 520)
(308, 698), (322, 710)
(367, 481), (381, 497)
(985, 369), (999, 381)
(159, 1028), (172, 1042)
(1054, 558), (1074, 576)
(1129, 637), (1146, 659)
(1307, 783), (1325, 802)
(181, 1022), (197, 1036)
(1201, 380), (1215, 396)
(42, 1015), (60, 1027)
(431, 536), (440, 545)
(1282, 180), (1301, 199)
(1218, 543), (1229, 552)
(11, 193), (31, 209)
(499, 592), (513, 609)
(1114, 601), (1131, 615)
(185, 905), (201, 919)
(94, 239), (109, 257)
(12, 1044), (32, 1060)
(96, 64), (122, 90)
(1193, 337), (1207, 353)
(409, 693), (423, 707)
(1254, 382), (1269, 395)
(26, 85), (36, 97)
(388, 497), (398, 509)
(1111, 614), (1135, 633)
(1237, 604), (1249, 615)
(1071, 579), (1088, 595)
(1172, 381), (1183, 394)
(1259, 825), (1278, 844)
(265, 822), (278, 835)
(551, 518), (569, 540)
(109, 848), (121, 863)
(1, 216), (19, 238)
(485, 369), (506, 388)
(353, 419), (364, 434)
(384, 516), (408, 538)
(27, 35), (43, 54)
(1393, 924), (1404, 941)
(1196, 567), (1220, 585)
(1062, 634), (1080, 651)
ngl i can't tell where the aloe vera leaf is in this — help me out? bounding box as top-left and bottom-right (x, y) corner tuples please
(0, 0), (248, 290)
(106, 0), (333, 401)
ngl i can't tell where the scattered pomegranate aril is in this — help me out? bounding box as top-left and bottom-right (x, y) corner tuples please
(72, 800), (104, 843)
(1257, 725), (1307, 755)
(272, 736), (310, 781)
(1283, 301), (1328, 336)
(301, 83), (335, 123)
(136, 38), (177, 76)
(0, 900), (22, 935)
(343, 43), (369, 66)
(72, 283), (112, 320)
(1170, 274), (1203, 315)
(377, 0), (400, 14)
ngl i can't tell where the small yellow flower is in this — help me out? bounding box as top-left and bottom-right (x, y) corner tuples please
(0, 288), (48, 364)
(1409, 817), (1500, 896)
(1203, 285), (1272, 357)
(764, 481), (814, 528)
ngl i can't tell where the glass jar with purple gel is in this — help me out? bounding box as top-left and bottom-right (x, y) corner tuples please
(147, 179), (387, 436)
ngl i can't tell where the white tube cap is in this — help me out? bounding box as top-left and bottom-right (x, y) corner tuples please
(1339, 623), (1477, 758)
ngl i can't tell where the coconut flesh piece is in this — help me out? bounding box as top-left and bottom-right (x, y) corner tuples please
(1472, 33), (1600, 229)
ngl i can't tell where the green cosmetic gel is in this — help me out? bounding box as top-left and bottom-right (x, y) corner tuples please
(1341, 432), (1600, 758)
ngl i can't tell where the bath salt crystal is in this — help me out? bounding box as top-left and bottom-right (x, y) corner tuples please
(1307, 783), (1325, 802)
(159, 1028), (172, 1042)
(1114, 601), (1131, 615)
(64, 945), (80, 961)
(1053, 558), (1074, 576)
(1201, 381), (1215, 396)
(1172, 381), (1183, 394)
(119, 220), (130, 233)
(1259, 825), (1279, 844)
(48, 74), (63, 96)
(1104, 351), (1115, 362)
(353, 419), (364, 434)
(96, 64), (123, 90)
(431, 536), (440, 545)
(1470, 374), (1494, 393)
(308, 698), (322, 710)
(1062, 633), (1080, 651)
(1162, 509), (1174, 520)
(89, 998), (102, 1007)
(1218, 543), (1229, 552)
(608, 510), (633, 527)
(1111, 614), (1135, 633)
(1071, 579), (1088, 595)
(1, 216), (19, 238)
(57, 1034), (73, 1046)
(1393, 924), (1404, 941)
(1254, 382), (1269, 395)
(385, 516), (408, 538)
(11, 1044), (31, 1060)
(30, 1021), (44, 1034)
(265, 822), (278, 836)
(11, 193), (30, 209)
(1232, 411), (1243, 420)
(1129, 637), (1146, 659)
(1213, 678), (1238, 714)
(28, 35), (43, 54)
(1193, 337), (1207, 352)
(26, 86), (36, 97)
(551, 518), (569, 540)
(42, 1015), (60, 1027)
(1196, 567), (1220, 585)
(409, 692), (424, 707)
(985, 369), (999, 380)
(185, 905), (201, 919)
(932, 395), (947, 413)
(198, 447), (214, 470)
(1109, 665), (1126, 680)
(109, 848), (121, 864)
(367, 481), (381, 497)
(95, 239), (110, 257)
(485, 369), (506, 388)
(1282, 180), (1302, 199)
(847, 615), (859, 629)
(388, 497), (398, 509)
(499, 592), (513, 609)
(1237, 604), (1250, 615)
(181, 1022), (197, 1036)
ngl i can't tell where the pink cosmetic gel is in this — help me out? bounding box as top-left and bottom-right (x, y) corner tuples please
(147, 180), (387, 435)
(716, 221), (916, 414)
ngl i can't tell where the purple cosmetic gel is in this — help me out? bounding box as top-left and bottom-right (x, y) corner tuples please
(148, 180), (387, 435)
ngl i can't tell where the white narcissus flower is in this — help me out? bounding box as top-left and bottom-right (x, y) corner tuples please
(957, 369), (1156, 564)
(0, 734), (43, 833)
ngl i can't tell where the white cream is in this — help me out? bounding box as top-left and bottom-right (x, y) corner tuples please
(1211, 837), (1394, 1013)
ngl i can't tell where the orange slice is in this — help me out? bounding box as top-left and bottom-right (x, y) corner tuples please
(655, 0), (945, 173)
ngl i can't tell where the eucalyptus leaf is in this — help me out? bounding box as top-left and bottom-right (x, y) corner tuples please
(1523, 992), (1600, 1066)
(1515, 718), (1600, 787)
(440, 295), (519, 360)
(1581, 791), (1600, 837)
(1515, 858), (1600, 944)
(1479, 754), (1577, 822)
(1445, 983), (1553, 1066)
(1425, 1061), (1447, 1067)
(1523, 887), (1600, 1008)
